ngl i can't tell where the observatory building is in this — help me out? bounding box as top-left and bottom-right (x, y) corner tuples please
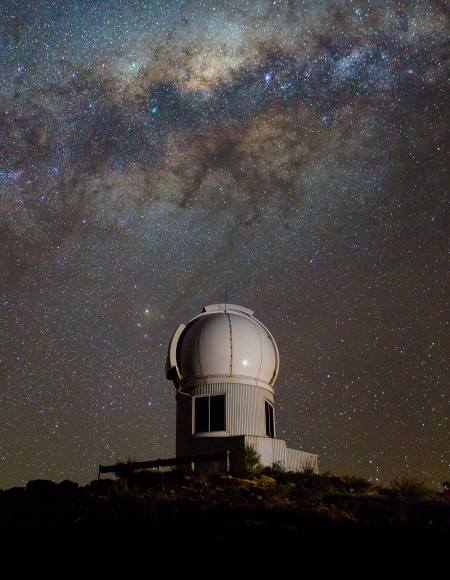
(166, 304), (318, 472)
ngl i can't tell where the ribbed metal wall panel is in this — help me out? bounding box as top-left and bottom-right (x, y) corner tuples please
(184, 382), (274, 438)
(244, 435), (286, 467)
(243, 436), (318, 473)
(285, 447), (318, 473)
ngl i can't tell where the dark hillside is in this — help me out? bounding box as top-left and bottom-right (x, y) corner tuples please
(1, 471), (449, 556)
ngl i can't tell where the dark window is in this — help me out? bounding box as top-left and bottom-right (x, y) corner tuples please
(195, 396), (209, 433)
(265, 401), (274, 438)
(194, 395), (225, 433)
(209, 395), (225, 431)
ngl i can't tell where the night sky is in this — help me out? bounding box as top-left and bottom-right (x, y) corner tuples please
(1, 0), (448, 490)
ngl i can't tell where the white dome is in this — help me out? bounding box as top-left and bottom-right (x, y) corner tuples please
(167, 304), (279, 388)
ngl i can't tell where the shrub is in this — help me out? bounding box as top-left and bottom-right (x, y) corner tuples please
(230, 444), (262, 477)
(389, 477), (435, 501)
(261, 462), (286, 479)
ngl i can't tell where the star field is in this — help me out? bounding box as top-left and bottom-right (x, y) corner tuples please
(0, 0), (448, 488)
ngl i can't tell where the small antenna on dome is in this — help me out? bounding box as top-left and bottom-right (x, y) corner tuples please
(225, 282), (228, 311)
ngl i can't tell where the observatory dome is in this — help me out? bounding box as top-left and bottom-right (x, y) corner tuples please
(167, 304), (279, 388)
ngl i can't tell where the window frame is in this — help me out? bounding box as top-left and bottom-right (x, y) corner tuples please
(193, 394), (226, 434)
(265, 400), (275, 438)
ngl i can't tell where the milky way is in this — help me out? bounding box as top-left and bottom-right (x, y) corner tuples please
(1, 0), (448, 488)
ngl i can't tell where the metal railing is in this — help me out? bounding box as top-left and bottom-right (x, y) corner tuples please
(98, 451), (230, 478)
